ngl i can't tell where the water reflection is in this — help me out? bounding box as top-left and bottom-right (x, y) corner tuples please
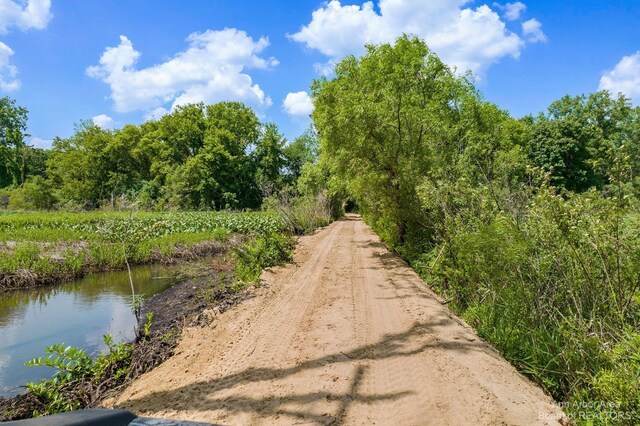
(0, 264), (182, 397)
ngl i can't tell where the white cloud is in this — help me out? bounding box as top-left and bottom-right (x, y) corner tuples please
(522, 18), (546, 43)
(87, 28), (278, 116)
(30, 136), (52, 149)
(290, 0), (541, 78)
(0, 0), (52, 33)
(92, 114), (115, 129)
(0, 41), (18, 91)
(291, 1), (381, 59)
(494, 2), (526, 21)
(283, 91), (314, 116)
(427, 5), (523, 74)
(0, 0), (52, 92)
(599, 52), (640, 103)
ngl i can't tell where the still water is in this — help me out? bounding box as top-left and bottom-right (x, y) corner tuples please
(0, 264), (183, 397)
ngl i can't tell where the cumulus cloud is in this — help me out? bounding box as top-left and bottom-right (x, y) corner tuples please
(0, 0), (52, 33)
(92, 114), (115, 129)
(522, 18), (546, 43)
(0, 0), (52, 92)
(87, 28), (278, 116)
(291, 1), (381, 60)
(494, 2), (526, 21)
(599, 52), (640, 103)
(290, 0), (545, 78)
(283, 91), (314, 116)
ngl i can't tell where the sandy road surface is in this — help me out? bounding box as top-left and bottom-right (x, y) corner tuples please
(111, 215), (566, 425)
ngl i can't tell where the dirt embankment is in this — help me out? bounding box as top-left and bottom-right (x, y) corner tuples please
(110, 215), (567, 425)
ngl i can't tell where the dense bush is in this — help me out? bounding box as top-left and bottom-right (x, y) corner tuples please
(6, 177), (57, 210)
(234, 233), (295, 284)
(421, 188), (639, 410)
(264, 191), (333, 235)
(312, 35), (640, 423)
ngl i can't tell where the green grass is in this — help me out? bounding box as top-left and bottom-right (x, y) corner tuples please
(0, 211), (283, 235)
(0, 211), (286, 289)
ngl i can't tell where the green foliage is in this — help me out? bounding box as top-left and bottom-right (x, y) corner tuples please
(283, 126), (319, 182)
(297, 161), (345, 219)
(434, 188), (639, 405)
(0, 97), (326, 213)
(143, 312), (153, 338)
(312, 35), (474, 248)
(266, 191), (333, 235)
(25, 335), (133, 416)
(158, 102), (263, 210)
(47, 123), (117, 208)
(312, 35), (640, 424)
(7, 176), (57, 210)
(0, 97), (30, 188)
(234, 233), (294, 284)
(576, 329), (640, 424)
(0, 101), (309, 211)
(0, 211), (284, 237)
(527, 92), (639, 194)
(254, 122), (288, 197)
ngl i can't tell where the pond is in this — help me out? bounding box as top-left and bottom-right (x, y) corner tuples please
(0, 264), (185, 397)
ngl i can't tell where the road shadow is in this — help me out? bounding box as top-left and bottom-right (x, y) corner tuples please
(117, 319), (485, 424)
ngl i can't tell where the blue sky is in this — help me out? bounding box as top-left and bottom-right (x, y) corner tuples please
(0, 0), (638, 149)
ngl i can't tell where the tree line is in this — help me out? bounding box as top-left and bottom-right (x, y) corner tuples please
(0, 101), (318, 211)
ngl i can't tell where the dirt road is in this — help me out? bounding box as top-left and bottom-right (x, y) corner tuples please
(112, 215), (566, 425)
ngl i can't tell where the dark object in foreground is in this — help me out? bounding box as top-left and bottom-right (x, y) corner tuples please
(2, 408), (215, 426)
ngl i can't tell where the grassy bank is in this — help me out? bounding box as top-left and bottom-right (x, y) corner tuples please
(0, 231), (295, 420)
(0, 211), (285, 290)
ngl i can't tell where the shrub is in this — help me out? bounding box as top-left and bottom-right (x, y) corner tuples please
(7, 177), (57, 210)
(25, 335), (132, 416)
(266, 191), (333, 235)
(569, 329), (640, 424)
(417, 185), (640, 423)
(234, 233), (294, 284)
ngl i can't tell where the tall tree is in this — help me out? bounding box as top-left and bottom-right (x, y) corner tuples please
(162, 102), (263, 209)
(254, 123), (287, 196)
(526, 91), (637, 192)
(283, 126), (319, 184)
(312, 35), (473, 247)
(47, 122), (115, 207)
(0, 97), (29, 188)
